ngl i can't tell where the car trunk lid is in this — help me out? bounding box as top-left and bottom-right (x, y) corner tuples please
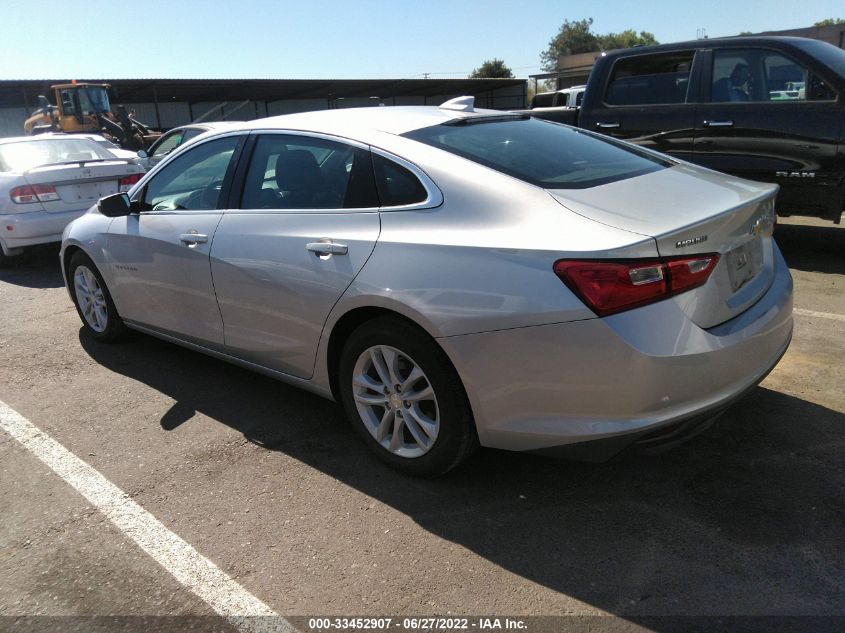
(548, 164), (778, 328)
(23, 160), (140, 213)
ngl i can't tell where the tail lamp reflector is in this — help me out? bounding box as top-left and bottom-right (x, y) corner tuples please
(119, 173), (142, 192)
(554, 254), (719, 316)
(10, 184), (60, 204)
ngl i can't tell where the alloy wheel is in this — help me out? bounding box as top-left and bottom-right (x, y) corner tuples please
(352, 345), (440, 458)
(73, 265), (109, 333)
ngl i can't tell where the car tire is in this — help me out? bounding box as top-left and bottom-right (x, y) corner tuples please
(68, 251), (127, 342)
(338, 316), (478, 477)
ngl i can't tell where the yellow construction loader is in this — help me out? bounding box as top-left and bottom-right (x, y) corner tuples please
(24, 82), (160, 150)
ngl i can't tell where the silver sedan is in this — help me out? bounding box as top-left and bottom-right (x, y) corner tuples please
(60, 98), (793, 476)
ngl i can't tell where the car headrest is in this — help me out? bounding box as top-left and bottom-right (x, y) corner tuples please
(275, 149), (322, 192)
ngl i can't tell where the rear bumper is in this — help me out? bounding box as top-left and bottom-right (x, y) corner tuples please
(0, 208), (89, 253)
(439, 244), (794, 455)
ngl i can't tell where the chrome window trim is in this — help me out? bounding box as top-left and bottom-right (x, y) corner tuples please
(247, 128), (371, 152)
(224, 129), (442, 214)
(128, 130), (249, 200)
(130, 128), (444, 213)
(221, 129), (378, 215)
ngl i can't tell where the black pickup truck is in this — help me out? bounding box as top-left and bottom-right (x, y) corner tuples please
(528, 37), (845, 223)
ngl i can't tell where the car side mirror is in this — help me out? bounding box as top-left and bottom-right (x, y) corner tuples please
(98, 192), (132, 217)
(136, 149), (148, 158)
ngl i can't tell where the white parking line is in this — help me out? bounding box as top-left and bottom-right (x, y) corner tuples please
(0, 399), (292, 633)
(794, 308), (845, 323)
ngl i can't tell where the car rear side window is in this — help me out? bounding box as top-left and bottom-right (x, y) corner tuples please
(404, 117), (668, 190)
(605, 52), (694, 105)
(240, 135), (379, 209)
(372, 154), (428, 206)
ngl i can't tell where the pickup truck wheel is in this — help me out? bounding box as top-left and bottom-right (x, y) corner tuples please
(68, 251), (127, 342)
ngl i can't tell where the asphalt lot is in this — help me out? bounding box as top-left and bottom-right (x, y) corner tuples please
(0, 216), (843, 631)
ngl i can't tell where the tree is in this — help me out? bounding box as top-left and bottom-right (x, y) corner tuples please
(598, 29), (658, 50)
(540, 18), (659, 71)
(469, 59), (514, 79)
(814, 18), (845, 26)
(540, 18), (599, 71)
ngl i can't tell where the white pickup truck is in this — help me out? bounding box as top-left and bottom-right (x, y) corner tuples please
(529, 85), (586, 109)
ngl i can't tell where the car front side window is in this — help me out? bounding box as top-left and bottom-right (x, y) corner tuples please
(139, 136), (240, 211)
(710, 49), (836, 103)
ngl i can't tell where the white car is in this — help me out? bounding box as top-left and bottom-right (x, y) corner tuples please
(78, 133), (142, 162)
(0, 136), (144, 266)
(136, 122), (240, 170)
(35, 132), (142, 163)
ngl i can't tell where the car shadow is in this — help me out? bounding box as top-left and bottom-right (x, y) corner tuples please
(776, 222), (845, 275)
(79, 330), (845, 621)
(0, 243), (65, 289)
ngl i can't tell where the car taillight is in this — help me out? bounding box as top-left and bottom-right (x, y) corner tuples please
(119, 173), (142, 191)
(9, 184), (60, 204)
(554, 254), (720, 317)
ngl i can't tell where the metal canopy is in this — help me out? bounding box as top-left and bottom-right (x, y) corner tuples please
(1, 78), (525, 108)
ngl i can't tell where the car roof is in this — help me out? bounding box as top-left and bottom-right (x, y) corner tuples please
(597, 35), (845, 85)
(171, 121), (241, 132)
(239, 105), (508, 137)
(40, 132), (109, 141)
(600, 35), (836, 58)
(0, 134), (102, 145)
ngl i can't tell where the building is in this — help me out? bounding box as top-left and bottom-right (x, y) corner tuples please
(0, 78), (527, 138)
(531, 51), (602, 92)
(755, 22), (845, 48)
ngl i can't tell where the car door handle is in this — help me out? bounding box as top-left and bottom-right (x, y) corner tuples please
(703, 120), (734, 128)
(179, 232), (208, 245)
(306, 241), (348, 256)
(596, 122), (621, 129)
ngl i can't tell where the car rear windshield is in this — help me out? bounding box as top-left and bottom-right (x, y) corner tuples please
(403, 117), (669, 189)
(0, 139), (115, 172)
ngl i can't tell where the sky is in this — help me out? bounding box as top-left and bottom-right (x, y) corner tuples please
(1, 0), (842, 80)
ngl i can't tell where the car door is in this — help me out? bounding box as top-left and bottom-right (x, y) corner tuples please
(579, 49), (699, 161)
(693, 46), (843, 217)
(209, 132), (381, 379)
(106, 134), (245, 347)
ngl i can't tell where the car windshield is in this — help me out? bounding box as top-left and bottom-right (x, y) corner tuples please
(404, 117), (669, 189)
(0, 138), (116, 172)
